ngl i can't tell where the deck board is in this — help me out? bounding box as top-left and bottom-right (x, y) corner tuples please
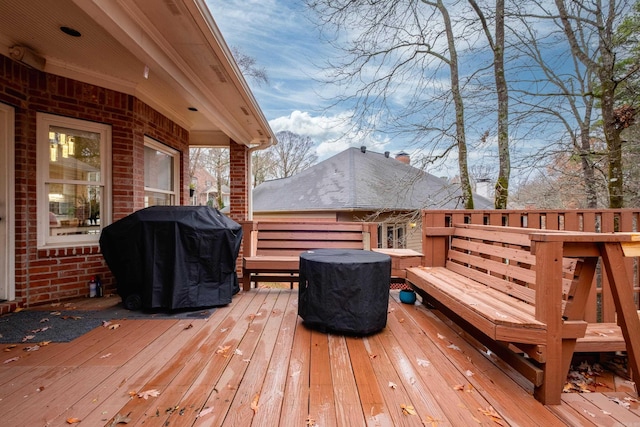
(0, 288), (638, 426)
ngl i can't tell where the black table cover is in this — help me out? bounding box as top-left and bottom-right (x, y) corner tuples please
(298, 249), (391, 335)
(99, 206), (242, 310)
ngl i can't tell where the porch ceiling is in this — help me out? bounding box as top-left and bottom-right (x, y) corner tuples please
(0, 0), (274, 148)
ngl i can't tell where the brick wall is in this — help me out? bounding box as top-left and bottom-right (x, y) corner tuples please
(0, 54), (190, 306)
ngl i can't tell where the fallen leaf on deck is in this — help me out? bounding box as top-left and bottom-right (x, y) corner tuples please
(184, 323), (193, 330)
(198, 407), (214, 418)
(109, 324), (121, 330)
(220, 328), (228, 332)
(437, 333), (445, 340)
(369, 353), (378, 359)
(137, 389), (160, 399)
(38, 341), (51, 346)
(306, 415), (316, 426)
(417, 358), (430, 367)
(22, 335), (35, 342)
(100, 353), (112, 359)
(4, 356), (19, 363)
(107, 413), (132, 426)
(13, 307), (23, 313)
(216, 345), (231, 355)
(37, 386), (45, 391)
(453, 384), (465, 391)
(39, 318), (50, 323)
(102, 320), (111, 328)
(465, 370), (474, 377)
(447, 344), (461, 352)
(401, 404), (417, 415)
(478, 407), (503, 425)
(389, 381), (397, 389)
(66, 417), (81, 424)
(50, 311), (61, 316)
(24, 345), (40, 352)
(423, 415), (441, 426)
(234, 348), (243, 356)
(251, 393), (260, 413)
(5, 344), (17, 351)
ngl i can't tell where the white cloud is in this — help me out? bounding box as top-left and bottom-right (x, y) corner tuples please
(269, 110), (391, 160)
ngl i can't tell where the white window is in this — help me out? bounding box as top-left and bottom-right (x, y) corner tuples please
(37, 113), (111, 247)
(144, 137), (179, 207)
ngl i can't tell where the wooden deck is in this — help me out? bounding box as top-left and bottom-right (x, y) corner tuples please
(1, 289), (639, 426)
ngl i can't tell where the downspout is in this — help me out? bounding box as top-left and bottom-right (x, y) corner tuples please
(247, 137), (274, 220)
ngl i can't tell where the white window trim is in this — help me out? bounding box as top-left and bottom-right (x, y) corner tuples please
(144, 136), (179, 206)
(36, 113), (112, 247)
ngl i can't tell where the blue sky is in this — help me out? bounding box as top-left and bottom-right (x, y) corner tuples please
(207, 0), (399, 161)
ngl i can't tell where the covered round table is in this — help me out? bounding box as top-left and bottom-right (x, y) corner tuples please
(298, 249), (391, 335)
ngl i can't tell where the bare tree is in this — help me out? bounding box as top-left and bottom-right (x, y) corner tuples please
(307, 0), (475, 208)
(468, 0), (510, 208)
(189, 148), (229, 208)
(508, 2), (601, 208)
(554, 0), (634, 208)
(231, 47), (269, 86)
(271, 131), (318, 179)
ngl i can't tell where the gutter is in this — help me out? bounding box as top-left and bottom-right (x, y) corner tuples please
(247, 137), (276, 220)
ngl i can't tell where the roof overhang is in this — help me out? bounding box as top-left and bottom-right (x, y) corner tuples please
(0, 0), (275, 149)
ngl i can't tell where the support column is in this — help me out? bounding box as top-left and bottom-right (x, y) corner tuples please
(229, 140), (249, 222)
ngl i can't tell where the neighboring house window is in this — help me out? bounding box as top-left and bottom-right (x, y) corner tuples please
(385, 223), (407, 249)
(144, 137), (179, 207)
(37, 113), (111, 247)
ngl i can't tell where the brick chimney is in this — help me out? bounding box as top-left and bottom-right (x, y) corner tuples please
(395, 151), (410, 164)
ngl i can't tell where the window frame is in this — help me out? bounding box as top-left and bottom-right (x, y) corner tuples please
(144, 136), (179, 207)
(37, 113), (112, 247)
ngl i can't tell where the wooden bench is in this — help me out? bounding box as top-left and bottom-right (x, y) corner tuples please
(241, 221), (378, 291)
(407, 223), (599, 404)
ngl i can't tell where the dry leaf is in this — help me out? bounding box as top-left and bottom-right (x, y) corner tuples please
(198, 407), (215, 418)
(107, 413), (132, 427)
(50, 311), (61, 316)
(306, 415), (316, 426)
(389, 381), (397, 389)
(478, 407), (503, 425)
(369, 353), (378, 359)
(38, 341), (51, 346)
(453, 384), (465, 391)
(251, 393), (260, 413)
(216, 345), (231, 355)
(102, 320), (111, 328)
(447, 344), (461, 352)
(465, 370), (474, 377)
(24, 345), (40, 352)
(184, 323), (193, 330)
(66, 418), (81, 424)
(417, 358), (430, 367)
(423, 415), (441, 426)
(137, 389), (160, 399)
(22, 335), (35, 342)
(4, 356), (19, 363)
(437, 333), (445, 340)
(108, 324), (121, 330)
(39, 318), (50, 323)
(234, 348), (243, 356)
(99, 353), (112, 359)
(13, 307), (24, 313)
(401, 404), (417, 415)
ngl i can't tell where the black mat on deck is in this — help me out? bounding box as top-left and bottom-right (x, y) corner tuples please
(0, 304), (215, 343)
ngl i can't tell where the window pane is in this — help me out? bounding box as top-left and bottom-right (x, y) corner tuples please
(48, 127), (101, 182)
(144, 191), (173, 207)
(48, 184), (101, 236)
(144, 146), (174, 191)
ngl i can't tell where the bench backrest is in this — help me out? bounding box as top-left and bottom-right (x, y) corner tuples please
(435, 224), (582, 309)
(242, 221), (378, 257)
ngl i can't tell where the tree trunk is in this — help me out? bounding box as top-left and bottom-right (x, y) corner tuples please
(493, 0), (509, 209)
(439, 0), (474, 209)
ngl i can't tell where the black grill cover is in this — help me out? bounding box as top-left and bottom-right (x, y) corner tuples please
(99, 206), (242, 310)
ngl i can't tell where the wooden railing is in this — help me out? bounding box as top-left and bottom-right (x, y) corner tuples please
(421, 209), (640, 323)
